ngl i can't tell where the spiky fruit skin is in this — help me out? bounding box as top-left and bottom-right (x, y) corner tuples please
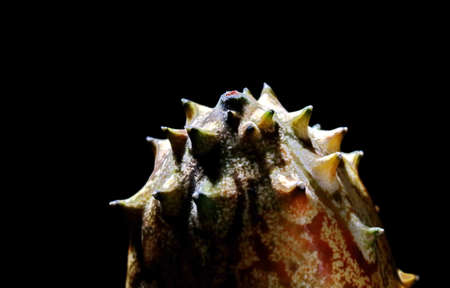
(112, 86), (417, 288)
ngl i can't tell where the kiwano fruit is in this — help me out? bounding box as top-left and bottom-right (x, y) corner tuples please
(111, 84), (418, 288)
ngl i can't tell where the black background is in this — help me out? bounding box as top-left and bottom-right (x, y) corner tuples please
(24, 9), (445, 287)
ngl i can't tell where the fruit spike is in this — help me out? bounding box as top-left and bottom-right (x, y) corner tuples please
(343, 150), (364, 170)
(161, 126), (187, 160)
(181, 98), (212, 125)
(290, 105), (313, 141)
(112, 85), (417, 288)
(242, 87), (257, 102)
(342, 150), (369, 198)
(257, 109), (275, 132)
(311, 152), (342, 193)
(192, 190), (216, 218)
(109, 185), (150, 214)
(186, 126), (219, 156)
(225, 110), (241, 129)
(398, 269), (419, 288)
(258, 82), (287, 113)
(108, 198), (135, 211)
(240, 121), (262, 141)
(348, 213), (384, 263)
(309, 126), (348, 155)
(145, 136), (163, 156)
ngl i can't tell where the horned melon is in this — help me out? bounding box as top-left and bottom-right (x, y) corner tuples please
(111, 84), (418, 288)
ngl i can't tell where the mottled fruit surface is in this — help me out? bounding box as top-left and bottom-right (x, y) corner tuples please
(111, 85), (417, 288)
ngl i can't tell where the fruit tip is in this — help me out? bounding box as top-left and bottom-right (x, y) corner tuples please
(298, 182), (306, 191)
(261, 83), (276, 95)
(109, 199), (124, 207)
(243, 87), (250, 94)
(246, 125), (255, 133)
(109, 200), (118, 206)
(368, 227), (384, 236)
(185, 126), (195, 134)
(152, 191), (163, 201)
(398, 269), (419, 287)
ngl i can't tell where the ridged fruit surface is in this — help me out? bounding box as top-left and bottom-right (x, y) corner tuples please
(111, 84), (417, 288)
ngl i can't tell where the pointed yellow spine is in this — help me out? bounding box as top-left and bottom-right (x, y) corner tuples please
(186, 126), (219, 156)
(192, 177), (217, 219)
(240, 121), (262, 141)
(261, 82), (276, 99)
(290, 105), (313, 141)
(310, 126), (348, 154)
(343, 150), (364, 170)
(111, 136), (174, 214)
(225, 110), (241, 129)
(152, 189), (180, 217)
(150, 174), (183, 217)
(242, 87), (257, 102)
(181, 98), (212, 125)
(257, 83), (287, 113)
(145, 137), (172, 165)
(109, 187), (150, 213)
(257, 109), (275, 132)
(397, 269), (419, 288)
(348, 213), (384, 263)
(109, 199), (131, 208)
(342, 150), (369, 198)
(161, 126), (187, 160)
(311, 152), (342, 192)
(145, 136), (163, 156)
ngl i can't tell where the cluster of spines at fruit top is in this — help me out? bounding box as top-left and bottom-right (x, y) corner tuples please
(110, 83), (418, 288)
